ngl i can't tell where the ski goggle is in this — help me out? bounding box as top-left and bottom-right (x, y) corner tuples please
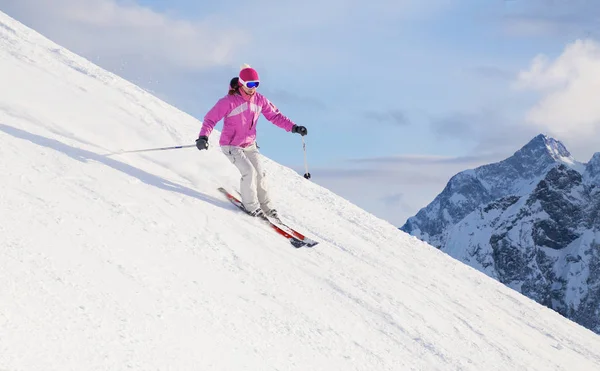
(239, 77), (260, 89)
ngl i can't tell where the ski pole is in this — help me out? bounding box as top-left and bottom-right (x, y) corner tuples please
(302, 136), (311, 179)
(105, 144), (196, 156)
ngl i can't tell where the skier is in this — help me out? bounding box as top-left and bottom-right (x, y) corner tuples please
(196, 64), (308, 219)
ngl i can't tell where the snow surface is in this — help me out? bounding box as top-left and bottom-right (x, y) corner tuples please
(1, 11), (600, 371)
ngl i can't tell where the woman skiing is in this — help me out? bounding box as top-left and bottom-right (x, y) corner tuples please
(196, 64), (308, 218)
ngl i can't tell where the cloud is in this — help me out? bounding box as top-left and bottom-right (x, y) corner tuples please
(308, 152), (496, 226)
(502, 0), (600, 38)
(426, 106), (544, 159)
(363, 110), (410, 126)
(310, 166), (445, 226)
(430, 112), (475, 137)
(516, 39), (600, 158)
(0, 0), (243, 75)
(350, 154), (499, 167)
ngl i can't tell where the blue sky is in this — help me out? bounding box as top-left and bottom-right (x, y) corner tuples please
(2, 0), (600, 225)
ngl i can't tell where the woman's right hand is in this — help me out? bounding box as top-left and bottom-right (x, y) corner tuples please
(196, 136), (209, 150)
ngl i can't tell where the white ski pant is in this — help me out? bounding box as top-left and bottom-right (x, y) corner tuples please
(221, 143), (272, 212)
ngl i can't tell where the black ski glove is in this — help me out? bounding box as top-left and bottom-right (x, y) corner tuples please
(292, 125), (307, 136)
(196, 136), (209, 150)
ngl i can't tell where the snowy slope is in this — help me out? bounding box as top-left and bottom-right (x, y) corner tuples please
(1, 11), (600, 371)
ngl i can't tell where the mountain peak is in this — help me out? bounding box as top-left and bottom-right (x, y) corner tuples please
(505, 134), (581, 175)
(519, 134), (572, 161)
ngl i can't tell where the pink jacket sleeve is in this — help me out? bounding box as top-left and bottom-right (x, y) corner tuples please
(260, 96), (295, 132)
(199, 97), (231, 137)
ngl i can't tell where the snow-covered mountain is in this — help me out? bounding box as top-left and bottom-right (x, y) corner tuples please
(2, 10), (600, 371)
(402, 134), (600, 335)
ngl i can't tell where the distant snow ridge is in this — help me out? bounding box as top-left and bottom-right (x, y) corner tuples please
(402, 134), (600, 335)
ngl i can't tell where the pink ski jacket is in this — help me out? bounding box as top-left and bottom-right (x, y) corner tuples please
(199, 92), (296, 147)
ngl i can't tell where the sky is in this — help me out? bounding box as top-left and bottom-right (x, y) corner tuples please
(2, 13), (600, 369)
(1, 0), (600, 226)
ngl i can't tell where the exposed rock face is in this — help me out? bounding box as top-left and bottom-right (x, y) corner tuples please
(401, 135), (600, 334)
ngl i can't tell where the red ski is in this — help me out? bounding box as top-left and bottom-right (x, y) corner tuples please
(230, 188), (319, 247)
(218, 187), (313, 248)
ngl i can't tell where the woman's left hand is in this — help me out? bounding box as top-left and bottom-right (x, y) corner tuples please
(292, 125), (308, 136)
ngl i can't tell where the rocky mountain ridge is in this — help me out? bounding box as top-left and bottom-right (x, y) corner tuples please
(401, 134), (600, 334)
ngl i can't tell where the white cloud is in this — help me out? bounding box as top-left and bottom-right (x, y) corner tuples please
(516, 39), (600, 157)
(0, 0), (243, 73)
